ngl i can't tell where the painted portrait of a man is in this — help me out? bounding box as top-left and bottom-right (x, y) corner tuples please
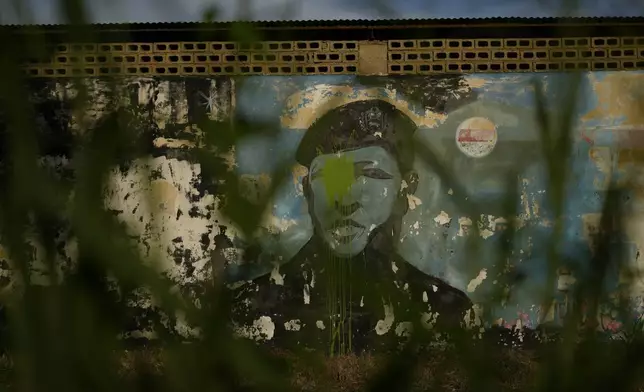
(227, 99), (473, 354)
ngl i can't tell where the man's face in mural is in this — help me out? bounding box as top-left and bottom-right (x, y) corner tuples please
(307, 145), (402, 257)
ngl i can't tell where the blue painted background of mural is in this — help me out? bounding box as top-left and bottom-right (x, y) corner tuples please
(230, 72), (644, 329)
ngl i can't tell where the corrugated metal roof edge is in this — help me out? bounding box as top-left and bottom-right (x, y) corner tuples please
(2, 16), (644, 29)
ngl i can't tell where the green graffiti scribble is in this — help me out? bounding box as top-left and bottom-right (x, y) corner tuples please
(321, 154), (355, 204)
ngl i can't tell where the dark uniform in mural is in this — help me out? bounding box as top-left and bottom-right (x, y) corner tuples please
(227, 99), (473, 354)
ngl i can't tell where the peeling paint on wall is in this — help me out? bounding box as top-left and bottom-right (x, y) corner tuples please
(9, 71), (644, 351)
(2, 76), (238, 338)
(228, 72), (644, 348)
(582, 73), (644, 126)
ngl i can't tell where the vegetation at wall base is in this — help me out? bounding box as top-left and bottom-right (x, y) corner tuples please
(0, 334), (642, 392)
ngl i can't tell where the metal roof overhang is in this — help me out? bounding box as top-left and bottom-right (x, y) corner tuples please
(4, 17), (644, 43)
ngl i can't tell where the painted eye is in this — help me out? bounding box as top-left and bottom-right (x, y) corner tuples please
(310, 170), (321, 180)
(362, 168), (393, 179)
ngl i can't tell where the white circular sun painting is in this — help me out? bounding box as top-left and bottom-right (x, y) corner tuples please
(455, 117), (498, 158)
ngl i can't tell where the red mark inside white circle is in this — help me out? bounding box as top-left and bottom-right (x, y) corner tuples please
(455, 117), (498, 158)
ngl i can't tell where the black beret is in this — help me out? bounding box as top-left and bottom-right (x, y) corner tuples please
(294, 99), (417, 170)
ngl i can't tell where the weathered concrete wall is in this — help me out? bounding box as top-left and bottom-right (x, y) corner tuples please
(9, 72), (644, 346)
(1, 77), (239, 338)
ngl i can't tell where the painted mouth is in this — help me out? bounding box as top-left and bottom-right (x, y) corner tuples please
(328, 220), (366, 245)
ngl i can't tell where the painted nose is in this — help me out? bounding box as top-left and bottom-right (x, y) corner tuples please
(334, 200), (360, 216)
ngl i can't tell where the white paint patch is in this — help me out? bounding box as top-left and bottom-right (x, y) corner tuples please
(391, 261), (399, 273)
(434, 211), (451, 226)
(432, 284), (438, 292)
(422, 291), (428, 303)
(395, 322), (413, 337)
(137, 80), (155, 106)
(375, 303), (395, 335)
(303, 284), (311, 304)
(175, 309), (202, 339)
(316, 320), (326, 330)
(480, 229), (494, 239)
(477, 214), (498, 238)
(269, 265), (285, 286)
(467, 269), (488, 293)
(420, 311), (438, 330)
(153, 137), (196, 149)
(269, 211), (297, 233)
(65, 79), (115, 133)
(209, 78), (233, 121)
(464, 305), (484, 330)
(284, 319), (302, 331)
(458, 217), (473, 237)
(104, 156), (241, 285)
(152, 81), (172, 129)
(557, 273), (577, 291)
(406, 194), (422, 210)
(236, 316), (275, 341)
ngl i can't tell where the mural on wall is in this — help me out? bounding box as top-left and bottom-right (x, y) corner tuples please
(4, 71), (644, 347)
(227, 72), (644, 346)
(228, 98), (475, 353)
(226, 74), (549, 348)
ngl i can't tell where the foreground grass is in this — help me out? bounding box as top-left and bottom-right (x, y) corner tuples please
(81, 328), (644, 392)
(0, 333), (615, 392)
(0, 345), (535, 391)
(0, 325), (641, 391)
(118, 344), (536, 392)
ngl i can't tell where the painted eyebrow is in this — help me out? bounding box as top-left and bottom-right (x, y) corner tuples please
(313, 160), (376, 172)
(310, 159), (389, 179)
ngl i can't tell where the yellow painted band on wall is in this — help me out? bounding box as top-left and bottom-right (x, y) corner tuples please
(280, 84), (446, 129)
